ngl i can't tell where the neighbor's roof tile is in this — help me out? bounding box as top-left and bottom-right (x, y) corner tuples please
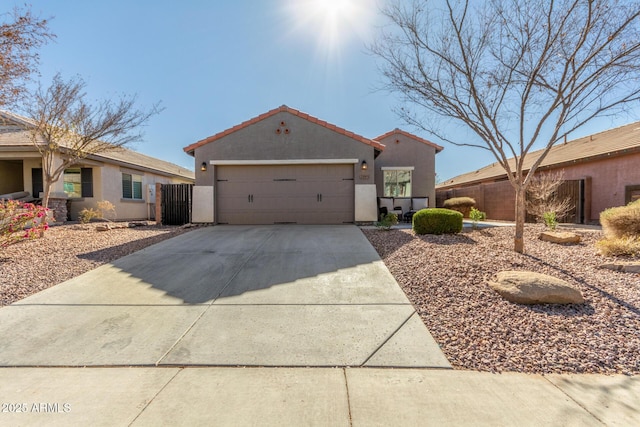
(437, 122), (640, 189)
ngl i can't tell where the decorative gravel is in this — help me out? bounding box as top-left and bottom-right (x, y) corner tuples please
(0, 223), (189, 307)
(363, 225), (640, 375)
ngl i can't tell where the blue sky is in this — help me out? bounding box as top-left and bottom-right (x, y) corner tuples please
(10, 0), (636, 181)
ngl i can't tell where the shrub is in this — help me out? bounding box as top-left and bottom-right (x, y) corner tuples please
(412, 208), (463, 235)
(0, 200), (49, 247)
(443, 197), (476, 217)
(375, 213), (398, 231)
(543, 211), (558, 231)
(96, 200), (117, 221)
(469, 207), (486, 229)
(596, 236), (640, 257)
(600, 199), (640, 238)
(78, 208), (100, 224)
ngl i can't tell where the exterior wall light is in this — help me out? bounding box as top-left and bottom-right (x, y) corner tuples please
(201, 162), (207, 171)
(361, 160), (368, 170)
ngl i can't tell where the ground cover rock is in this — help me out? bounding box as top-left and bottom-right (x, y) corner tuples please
(599, 261), (640, 274)
(539, 231), (581, 244)
(488, 270), (584, 304)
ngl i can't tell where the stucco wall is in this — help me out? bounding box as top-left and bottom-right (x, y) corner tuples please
(0, 160), (23, 194)
(374, 132), (438, 207)
(436, 152), (640, 223)
(61, 163), (191, 221)
(193, 111), (376, 187)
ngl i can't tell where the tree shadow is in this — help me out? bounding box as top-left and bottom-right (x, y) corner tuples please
(523, 253), (640, 317)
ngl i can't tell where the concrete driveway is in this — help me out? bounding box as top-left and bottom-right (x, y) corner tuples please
(0, 225), (450, 368)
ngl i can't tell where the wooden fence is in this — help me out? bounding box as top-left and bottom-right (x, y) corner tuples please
(160, 183), (193, 225)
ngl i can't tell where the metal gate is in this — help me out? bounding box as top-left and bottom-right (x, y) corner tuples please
(161, 184), (193, 225)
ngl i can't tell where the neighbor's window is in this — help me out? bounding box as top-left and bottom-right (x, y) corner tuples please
(63, 168), (93, 198)
(383, 169), (412, 197)
(122, 173), (143, 200)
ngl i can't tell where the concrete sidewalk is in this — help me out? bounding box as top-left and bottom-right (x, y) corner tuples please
(0, 367), (637, 426)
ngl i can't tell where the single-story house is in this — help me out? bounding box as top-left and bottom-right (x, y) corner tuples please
(436, 121), (640, 224)
(0, 111), (195, 221)
(184, 105), (443, 224)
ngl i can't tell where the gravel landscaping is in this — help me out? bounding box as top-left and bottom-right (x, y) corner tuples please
(363, 225), (640, 375)
(0, 223), (189, 306)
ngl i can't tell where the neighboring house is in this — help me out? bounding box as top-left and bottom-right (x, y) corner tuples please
(436, 122), (640, 224)
(0, 111), (194, 221)
(184, 105), (443, 225)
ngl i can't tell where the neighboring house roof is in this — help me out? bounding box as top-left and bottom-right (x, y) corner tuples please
(374, 128), (444, 153)
(437, 121), (640, 189)
(183, 105), (386, 155)
(0, 110), (194, 181)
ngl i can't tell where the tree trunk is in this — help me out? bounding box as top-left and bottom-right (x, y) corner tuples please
(514, 186), (526, 253)
(41, 176), (52, 210)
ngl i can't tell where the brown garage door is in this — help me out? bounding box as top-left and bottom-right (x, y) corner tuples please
(216, 164), (354, 224)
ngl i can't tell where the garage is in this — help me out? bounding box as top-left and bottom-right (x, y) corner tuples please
(216, 164), (354, 224)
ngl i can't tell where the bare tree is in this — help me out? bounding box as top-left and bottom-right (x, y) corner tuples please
(0, 6), (53, 108)
(25, 73), (162, 209)
(372, 0), (640, 252)
(526, 170), (574, 224)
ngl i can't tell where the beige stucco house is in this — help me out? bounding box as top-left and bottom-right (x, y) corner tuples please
(184, 105), (443, 224)
(0, 111), (194, 221)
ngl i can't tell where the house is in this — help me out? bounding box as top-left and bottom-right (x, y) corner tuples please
(436, 122), (640, 223)
(183, 105), (442, 225)
(0, 111), (194, 222)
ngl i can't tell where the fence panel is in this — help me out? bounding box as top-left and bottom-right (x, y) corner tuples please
(161, 184), (193, 225)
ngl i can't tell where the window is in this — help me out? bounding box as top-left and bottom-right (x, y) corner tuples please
(383, 169), (412, 197)
(63, 168), (93, 198)
(122, 173), (143, 200)
(626, 185), (640, 204)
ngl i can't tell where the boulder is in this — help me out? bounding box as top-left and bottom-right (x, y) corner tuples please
(539, 231), (581, 244)
(488, 271), (584, 305)
(599, 261), (640, 274)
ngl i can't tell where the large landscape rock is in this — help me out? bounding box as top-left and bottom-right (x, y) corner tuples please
(599, 261), (640, 274)
(539, 231), (581, 244)
(488, 270), (584, 305)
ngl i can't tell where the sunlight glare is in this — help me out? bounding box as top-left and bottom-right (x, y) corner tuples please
(283, 0), (376, 57)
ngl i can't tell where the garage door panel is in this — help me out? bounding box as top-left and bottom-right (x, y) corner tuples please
(217, 164), (354, 225)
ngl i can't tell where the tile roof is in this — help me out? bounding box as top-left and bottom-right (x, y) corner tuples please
(437, 121), (640, 189)
(374, 128), (444, 153)
(183, 105), (386, 154)
(0, 111), (194, 180)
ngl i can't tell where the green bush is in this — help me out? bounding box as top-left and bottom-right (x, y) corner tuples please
(469, 207), (486, 230)
(375, 213), (398, 231)
(543, 211), (558, 231)
(443, 197), (476, 217)
(412, 208), (463, 235)
(600, 199), (640, 238)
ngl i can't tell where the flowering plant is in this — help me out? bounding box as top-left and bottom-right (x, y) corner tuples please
(0, 200), (49, 248)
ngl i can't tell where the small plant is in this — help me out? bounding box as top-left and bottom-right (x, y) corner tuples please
(375, 213), (398, 231)
(78, 208), (100, 224)
(443, 197), (476, 217)
(469, 207), (486, 230)
(78, 200), (117, 224)
(413, 208), (463, 235)
(542, 211), (558, 231)
(0, 200), (49, 247)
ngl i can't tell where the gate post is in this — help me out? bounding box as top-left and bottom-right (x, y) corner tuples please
(155, 182), (162, 224)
